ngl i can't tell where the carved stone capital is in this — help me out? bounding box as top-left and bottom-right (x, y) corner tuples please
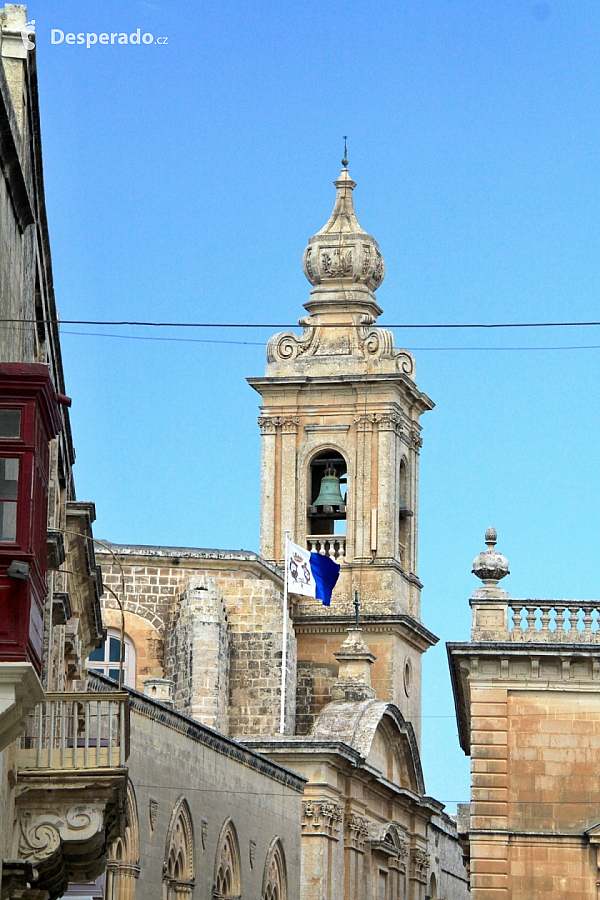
(258, 416), (281, 435)
(280, 416), (300, 434)
(378, 412), (402, 432)
(345, 814), (369, 850)
(409, 427), (423, 451)
(410, 848), (430, 880)
(302, 799), (343, 839)
(354, 413), (378, 432)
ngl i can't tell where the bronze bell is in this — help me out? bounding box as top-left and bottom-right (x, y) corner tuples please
(314, 464), (345, 508)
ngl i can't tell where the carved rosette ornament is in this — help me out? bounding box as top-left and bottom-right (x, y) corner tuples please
(302, 800), (343, 839)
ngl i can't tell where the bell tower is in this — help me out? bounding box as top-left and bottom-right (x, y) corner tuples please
(248, 162), (437, 739)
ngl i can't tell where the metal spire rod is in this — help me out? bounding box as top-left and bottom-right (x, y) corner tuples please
(342, 135), (348, 167)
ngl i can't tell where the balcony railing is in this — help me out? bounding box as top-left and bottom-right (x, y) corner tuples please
(307, 535), (346, 561)
(18, 692), (130, 769)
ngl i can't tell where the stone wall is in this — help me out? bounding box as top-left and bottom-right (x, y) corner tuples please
(427, 812), (470, 900)
(97, 549), (295, 737)
(295, 661), (337, 735)
(94, 677), (305, 900)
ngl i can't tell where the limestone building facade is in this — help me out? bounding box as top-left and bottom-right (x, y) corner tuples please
(94, 163), (470, 900)
(448, 529), (600, 899)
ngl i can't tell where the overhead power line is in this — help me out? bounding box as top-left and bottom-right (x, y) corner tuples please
(5, 318), (600, 329)
(61, 330), (600, 351)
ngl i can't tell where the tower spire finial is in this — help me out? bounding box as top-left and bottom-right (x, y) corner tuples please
(342, 135), (348, 168)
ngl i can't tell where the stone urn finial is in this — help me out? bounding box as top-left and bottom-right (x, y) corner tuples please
(472, 527), (509, 587)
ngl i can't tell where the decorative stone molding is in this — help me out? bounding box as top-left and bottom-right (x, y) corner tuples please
(378, 411), (403, 432)
(258, 416), (281, 435)
(266, 319), (317, 363)
(149, 798), (158, 832)
(302, 800), (343, 839)
(280, 416), (300, 434)
(354, 413), (378, 432)
(345, 814), (369, 850)
(18, 805), (104, 861)
(249, 839), (256, 869)
(409, 427), (423, 452)
(410, 848), (430, 881)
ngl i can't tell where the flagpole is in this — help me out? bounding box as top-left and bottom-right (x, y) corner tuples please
(279, 530), (290, 735)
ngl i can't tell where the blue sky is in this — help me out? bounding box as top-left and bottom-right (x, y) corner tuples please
(33, 0), (600, 808)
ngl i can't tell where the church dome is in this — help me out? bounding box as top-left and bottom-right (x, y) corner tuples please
(302, 167), (385, 293)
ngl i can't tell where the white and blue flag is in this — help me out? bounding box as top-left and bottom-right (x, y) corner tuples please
(286, 539), (340, 606)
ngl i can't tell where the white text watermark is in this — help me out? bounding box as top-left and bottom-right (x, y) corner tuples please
(50, 29), (167, 48)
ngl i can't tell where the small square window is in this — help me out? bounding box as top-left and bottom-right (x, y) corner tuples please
(0, 409), (21, 438)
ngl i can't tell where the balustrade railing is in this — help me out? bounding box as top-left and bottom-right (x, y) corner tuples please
(18, 692), (130, 770)
(507, 601), (600, 643)
(307, 535), (346, 561)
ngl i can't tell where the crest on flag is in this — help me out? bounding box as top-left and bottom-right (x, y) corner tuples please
(286, 539), (340, 606)
(286, 542), (316, 598)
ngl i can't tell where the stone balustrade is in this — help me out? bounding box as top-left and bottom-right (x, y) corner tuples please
(307, 535), (346, 561)
(471, 598), (600, 643)
(508, 601), (600, 642)
(18, 691), (130, 769)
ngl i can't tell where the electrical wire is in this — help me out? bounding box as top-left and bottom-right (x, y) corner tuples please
(4, 318), (600, 329)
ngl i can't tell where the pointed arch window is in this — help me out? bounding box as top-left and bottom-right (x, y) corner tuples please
(163, 798), (195, 900)
(213, 820), (241, 900)
(104, 781), (140, 900)
(262, 839), (287, 900)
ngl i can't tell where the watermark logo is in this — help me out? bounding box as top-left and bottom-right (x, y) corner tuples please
(50, 29), (167, 48)
(21, 19), (35, 52)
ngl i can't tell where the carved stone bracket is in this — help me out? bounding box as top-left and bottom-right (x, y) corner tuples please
(302, 800), (343, 839)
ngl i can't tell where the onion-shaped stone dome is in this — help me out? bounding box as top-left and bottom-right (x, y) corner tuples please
(302, 167), (385, 293)
(472, 527), (510, 586)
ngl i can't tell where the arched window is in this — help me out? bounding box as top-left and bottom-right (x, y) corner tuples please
(104, 781), (140, 900)
(262, 839), (287, 900)
(163, 798), (195, 900)
(307, 448), (347, 561)
(213, 820), (241, 900)
(86, 628), (136, 687)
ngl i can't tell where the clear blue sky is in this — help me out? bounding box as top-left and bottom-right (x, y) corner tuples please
(33, 0), (600, 809)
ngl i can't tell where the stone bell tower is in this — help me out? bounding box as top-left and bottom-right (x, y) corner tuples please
(248, 162), (437, 738)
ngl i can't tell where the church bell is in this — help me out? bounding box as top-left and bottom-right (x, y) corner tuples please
(314, 464), (345, 508)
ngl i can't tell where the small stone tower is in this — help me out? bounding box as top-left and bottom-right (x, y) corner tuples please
(249, 163), (437, 738)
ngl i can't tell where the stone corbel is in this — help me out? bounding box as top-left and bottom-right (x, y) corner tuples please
(15, 796), (121, 899)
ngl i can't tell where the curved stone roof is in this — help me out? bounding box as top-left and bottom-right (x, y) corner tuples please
(311, 698), (424, 794)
